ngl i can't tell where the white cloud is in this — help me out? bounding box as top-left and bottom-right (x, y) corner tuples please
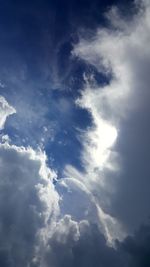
(67, 0), (150, 238)
(0, 96), (16, 130)
(0, 96), (117, 265)
(1, 1), (150, 265)
(0, 142), (59, 266)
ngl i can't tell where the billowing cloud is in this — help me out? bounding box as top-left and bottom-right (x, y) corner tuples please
(69, 0), (150, 235)
(44, 215), (124, 267)
(1, 1), (150, 267)
(43, 213), (150, 267)
(0, 142), (59, 266)
(0, 97), (122, 266)
(0, 136), (123, 266)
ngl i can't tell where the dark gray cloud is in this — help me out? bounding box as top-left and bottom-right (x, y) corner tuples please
(119, 223), (150, 267)
(44, 213), (150, 267)
(44, 216), (150, 267)
(45, 216), (124, 267)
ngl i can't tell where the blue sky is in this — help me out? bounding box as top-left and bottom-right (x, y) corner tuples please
(1, 0), (150, 266)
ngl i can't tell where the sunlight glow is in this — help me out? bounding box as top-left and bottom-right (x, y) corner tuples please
(87, 118), (118, 169)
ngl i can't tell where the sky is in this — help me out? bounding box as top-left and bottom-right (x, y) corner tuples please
(0, 0), (150, 266)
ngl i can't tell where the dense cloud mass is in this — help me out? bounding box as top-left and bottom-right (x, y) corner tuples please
(45, 216), (124, 267)
(73, 0), (150, 233)
(0, 0), (150, 266)
(46, 219), (150, 267)
(0, 142), (59, 266)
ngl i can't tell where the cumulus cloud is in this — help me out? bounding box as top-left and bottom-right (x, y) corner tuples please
(0, 97), (121, 266)
(69, 0), (150, 236)
(1, 1), (150, 266)
(0, 96), (16, 130)
(0, 136), (122, 267)
(45, 215), (150, 267)
(44, 215), (124, 267)
(0, 142), (59, 266)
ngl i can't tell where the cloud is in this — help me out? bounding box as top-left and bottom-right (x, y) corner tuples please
(116, 222), (150, 267)
(0, 97), (122, 266)
(44, 215), (123, 267)
(57, 176), (123, 243)
(0, 96), (117, 266)
(1, 2), (150, 267)
(0, 142), (59, 266)
(70, 0), (150, 236)
(0, 96), (16, 130)
(45, 215), (150, 267)
(0, 96), (122, 266)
